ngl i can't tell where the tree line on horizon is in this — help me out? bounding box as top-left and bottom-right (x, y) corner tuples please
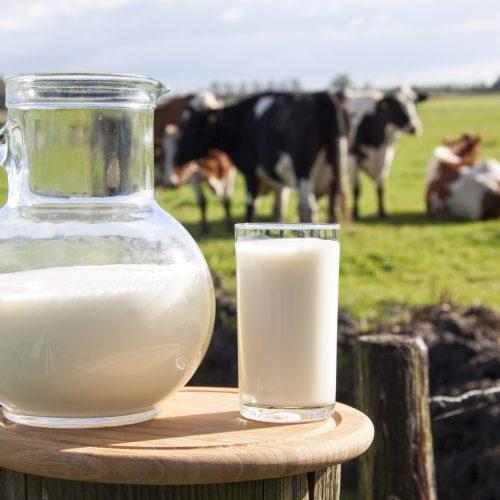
(1, 73), (500, 110)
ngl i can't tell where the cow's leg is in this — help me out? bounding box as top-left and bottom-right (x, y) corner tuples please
(189, 173), (209, 234)
(246, 193), (256, 222)
(310, 195), (320, 223)
(328, 135), (349, 222)
(332, 190), (349, 224)
(273, 187), (291, 222)
(351, 167), (361, 220)
(199, 196), (209, 234)
(223, 196), (233, 231)
(223, 167), (236, 232)
(298, 179), (317, 222)
(327, 164), (340, 223)
(245, 174), (259, 222)
(377, 181), (387, 218)
(327, 190), (337, 223)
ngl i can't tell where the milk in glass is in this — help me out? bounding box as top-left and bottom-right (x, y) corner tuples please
(236, 237), (339, 409)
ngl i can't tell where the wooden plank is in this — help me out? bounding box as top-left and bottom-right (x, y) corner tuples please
(1, 469), (27, 500)
(0, 466), (342, 499)
(0, 388), (373, 485)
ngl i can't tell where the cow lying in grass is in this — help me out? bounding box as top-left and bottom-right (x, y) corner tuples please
(426, 133), (500, 220)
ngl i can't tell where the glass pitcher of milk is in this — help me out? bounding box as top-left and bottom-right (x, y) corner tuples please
(0, 73), (215, 428)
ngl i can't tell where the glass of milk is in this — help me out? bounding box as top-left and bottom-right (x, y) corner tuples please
(235, 223), (340, 423)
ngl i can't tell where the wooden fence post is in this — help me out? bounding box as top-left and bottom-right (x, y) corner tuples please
(355, 334), (437, 500)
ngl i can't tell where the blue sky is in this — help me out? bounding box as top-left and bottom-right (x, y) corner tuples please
(1, 0), (499, 95)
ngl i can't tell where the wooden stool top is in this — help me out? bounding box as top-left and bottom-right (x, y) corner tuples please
(0, 387), (373, 485)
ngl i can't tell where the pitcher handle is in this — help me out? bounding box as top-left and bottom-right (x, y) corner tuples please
(0, 124), (10, 169)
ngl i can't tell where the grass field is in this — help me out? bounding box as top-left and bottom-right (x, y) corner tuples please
(1, 94), (499, 322)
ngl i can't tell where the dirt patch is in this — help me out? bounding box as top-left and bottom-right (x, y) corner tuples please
(367, 303), (500, 500)
(191, 288), (499, 500)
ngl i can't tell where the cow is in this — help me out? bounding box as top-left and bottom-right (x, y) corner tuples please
(169, 91), (349, 224)
(426, 134), (500, 220)
(346, 85), (427, 219)
(154, 92), (236, 233)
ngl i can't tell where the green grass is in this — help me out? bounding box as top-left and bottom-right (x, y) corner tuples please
(1, 95), (500, 322)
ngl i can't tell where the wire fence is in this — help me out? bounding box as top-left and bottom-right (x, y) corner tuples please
(429, 385), (500, 421)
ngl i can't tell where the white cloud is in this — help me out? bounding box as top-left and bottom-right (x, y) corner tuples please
(1, 0), (500, 93)
(218, 7), (245, 22)
(350, 17), (365, 28)
(0, 0), (137, 32)
(376, 12), (390, 23)
(447, 19), (500, 34)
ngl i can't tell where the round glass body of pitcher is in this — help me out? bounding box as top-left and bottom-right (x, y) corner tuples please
(0, 74), (215, 428)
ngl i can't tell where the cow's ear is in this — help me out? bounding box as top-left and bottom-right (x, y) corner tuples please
(416, 92), (429, 103)
(208, 112), (218, 124)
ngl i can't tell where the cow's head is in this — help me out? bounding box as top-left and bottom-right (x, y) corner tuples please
(172, 107), (220, 168)
(442, 133), (482, 166)
(189, 90), (224, 111)
(379, 84), (426, 135)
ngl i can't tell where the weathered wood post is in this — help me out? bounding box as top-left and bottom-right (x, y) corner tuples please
(355, 334), (437, 500)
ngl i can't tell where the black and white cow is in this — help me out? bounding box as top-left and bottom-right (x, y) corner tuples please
(170, 92), (349, 223)
(346, 84), (427, 219)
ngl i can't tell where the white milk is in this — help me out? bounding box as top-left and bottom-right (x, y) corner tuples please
(236, 238), (339, 407)
(0, 264), (214, 418)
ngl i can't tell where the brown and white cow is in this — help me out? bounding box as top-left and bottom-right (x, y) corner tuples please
(426, 134), (500, 220)
(154, 91), (236, 233)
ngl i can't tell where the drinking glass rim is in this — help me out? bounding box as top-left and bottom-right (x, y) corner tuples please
(235, 223), (341, 231)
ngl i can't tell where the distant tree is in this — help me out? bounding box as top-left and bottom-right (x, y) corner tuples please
(224, 82), (234, 96)
(331, 73), (353, 91)
(210, 81), (221, 95)
(252, 80), (261, 93)
(491, 74), (500, 90)
(238, 83), (247, 96)
(266, 80), (276, 91)
(291, 78), (302, 92)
